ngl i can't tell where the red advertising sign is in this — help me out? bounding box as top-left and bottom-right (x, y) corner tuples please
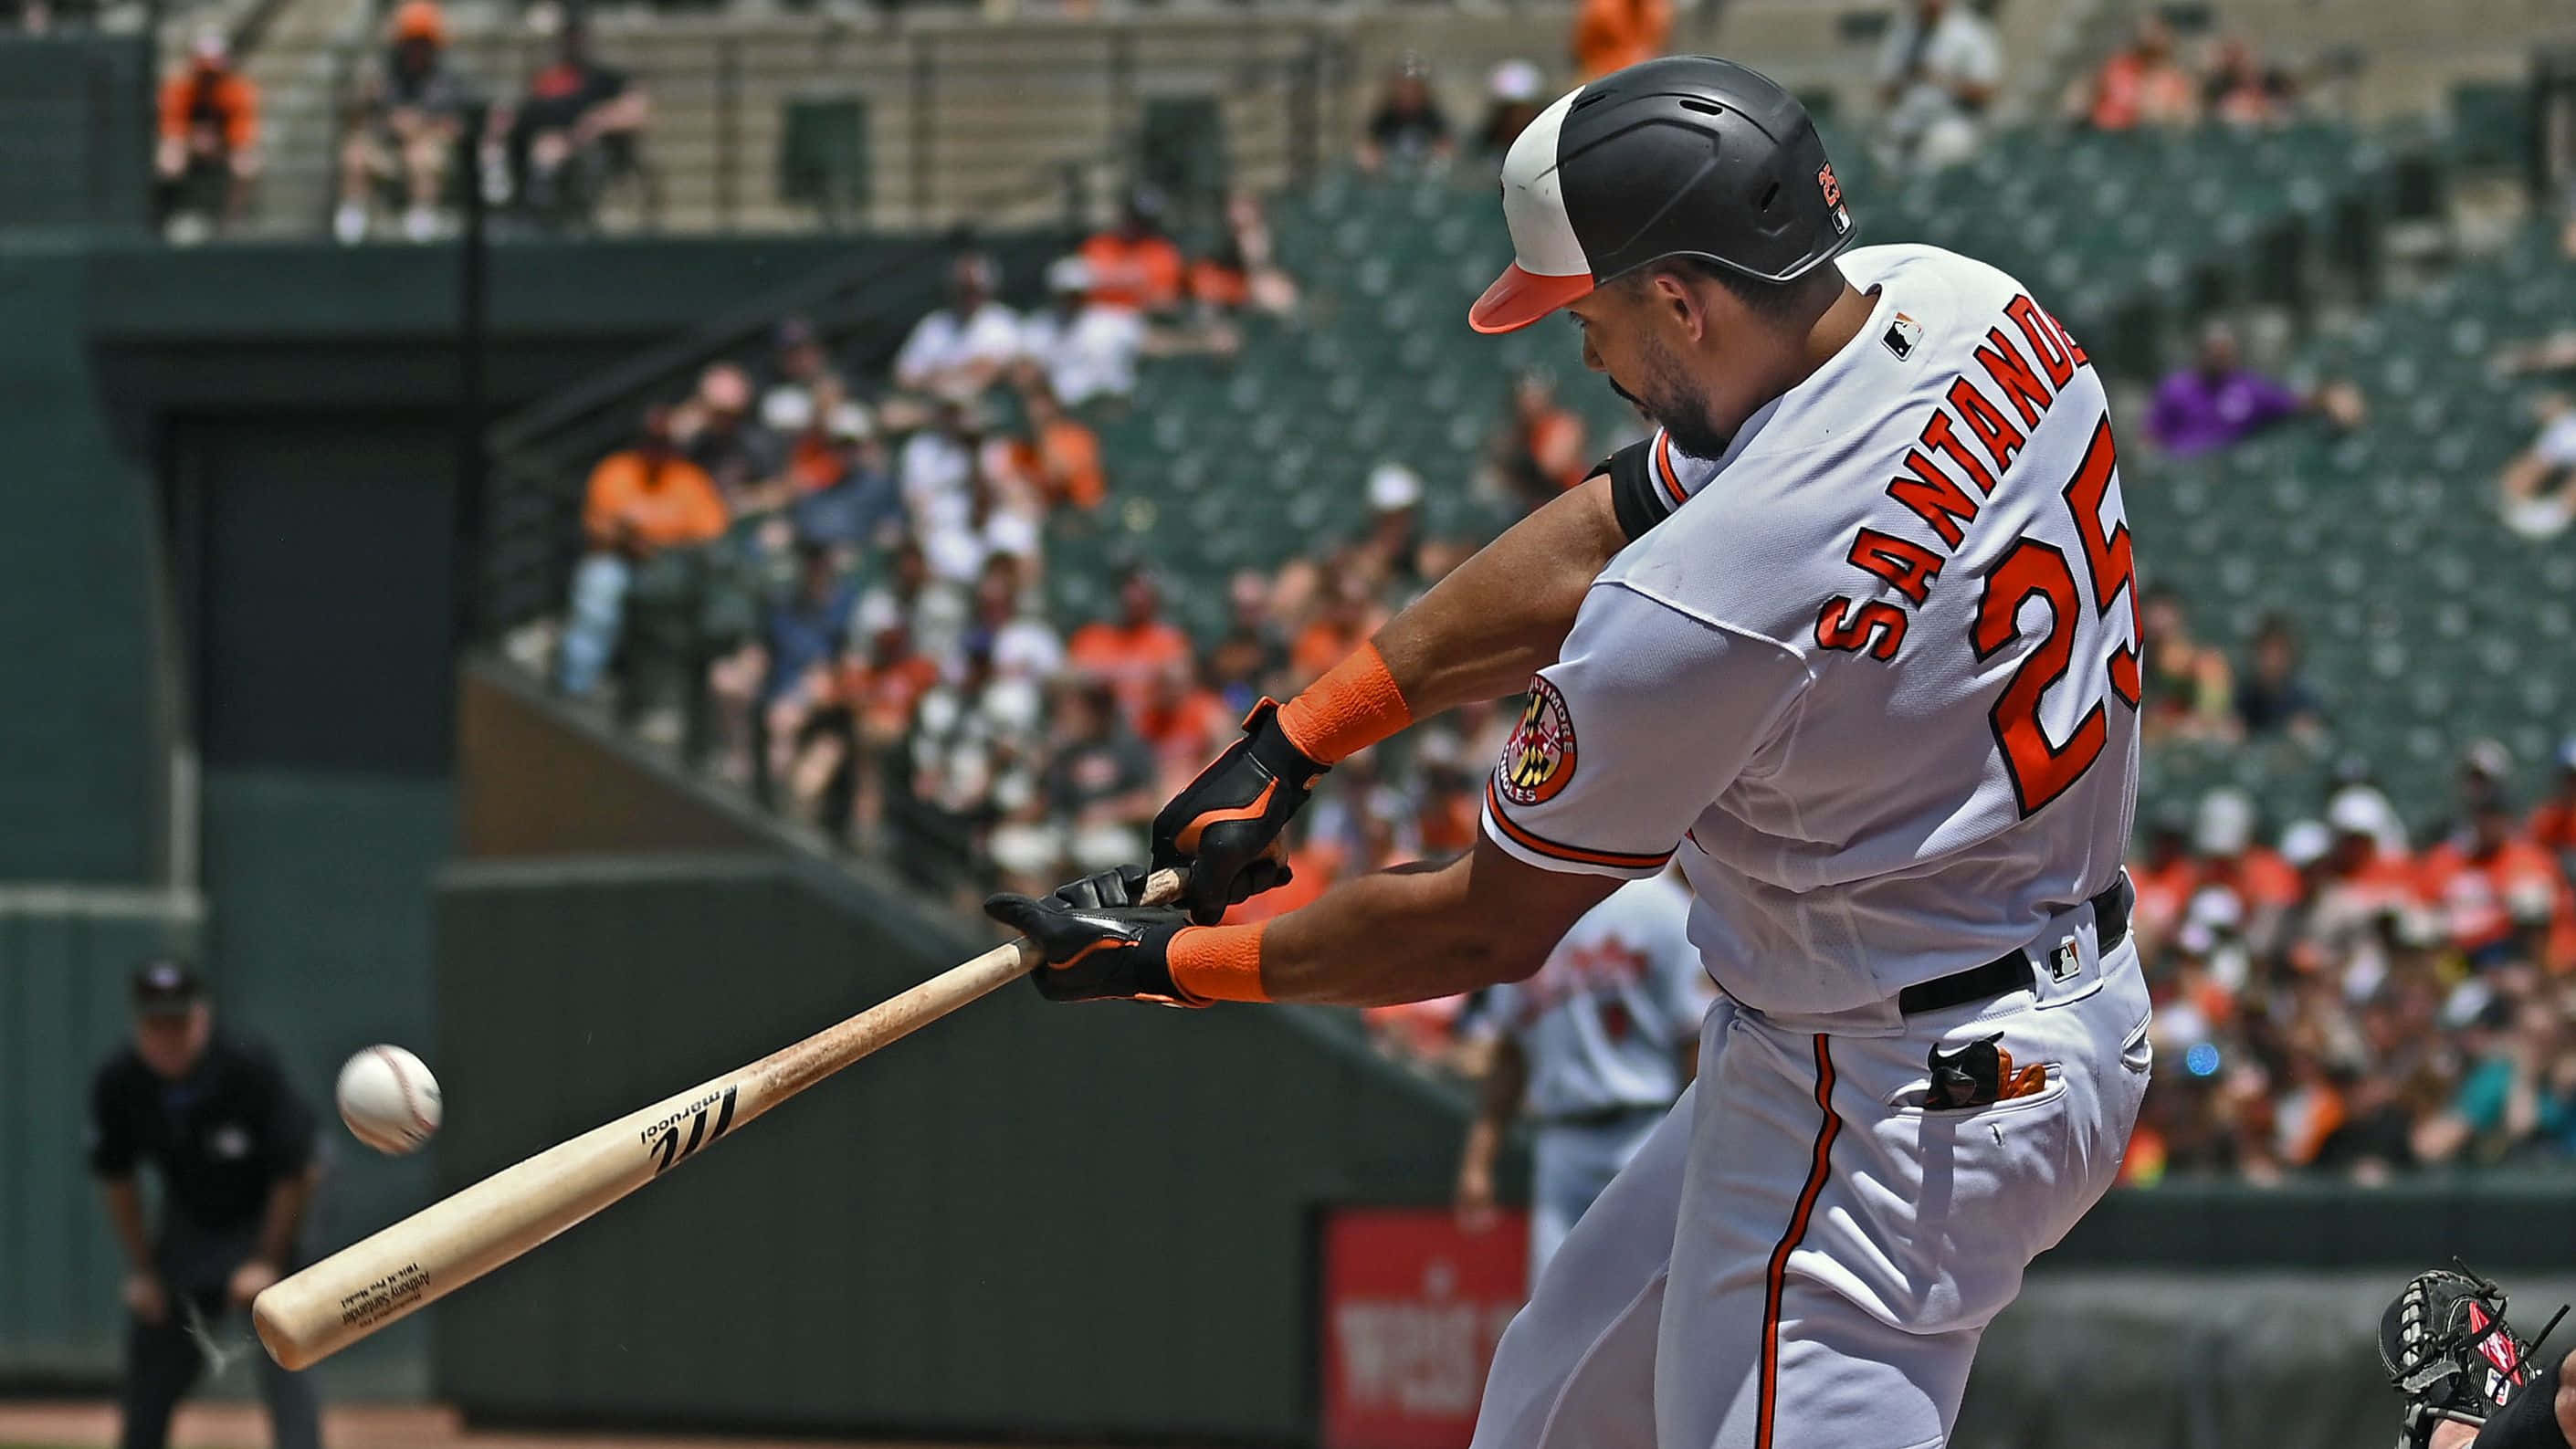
(1319, 1207), (1530, 1449)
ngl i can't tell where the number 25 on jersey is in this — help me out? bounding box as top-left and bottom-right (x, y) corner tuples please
(1972, 414), (2137, 817)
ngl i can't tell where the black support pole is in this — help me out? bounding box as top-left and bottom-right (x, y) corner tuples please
(454, 108), (491, 648)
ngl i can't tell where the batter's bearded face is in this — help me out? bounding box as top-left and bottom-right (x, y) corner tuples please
(1566, 282), (1735, 461)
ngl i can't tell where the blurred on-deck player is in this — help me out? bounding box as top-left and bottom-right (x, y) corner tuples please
(89, 961), (323, 1449)
(1454, 871), (1700, 1277)
(993, 55), (2150, 1447)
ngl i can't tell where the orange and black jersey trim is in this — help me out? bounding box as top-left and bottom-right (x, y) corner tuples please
(1483, 779), (1677, 874)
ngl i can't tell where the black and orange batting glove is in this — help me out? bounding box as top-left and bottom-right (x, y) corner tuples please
(985, 867), (1200, 1005)
(1151, 699), (1320, 925)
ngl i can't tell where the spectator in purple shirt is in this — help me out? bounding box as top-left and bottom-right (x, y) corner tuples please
(2146, 323), (2364, 456)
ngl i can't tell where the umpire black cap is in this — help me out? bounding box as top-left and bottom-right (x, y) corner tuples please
(1470, 56), (1857, 334)
(131, 957), (205, 1016)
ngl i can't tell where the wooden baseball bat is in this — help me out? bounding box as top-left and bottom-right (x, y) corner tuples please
(251, 868), (1178, 1370)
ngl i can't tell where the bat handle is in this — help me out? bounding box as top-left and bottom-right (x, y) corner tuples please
(1004, 866), (1188, 972)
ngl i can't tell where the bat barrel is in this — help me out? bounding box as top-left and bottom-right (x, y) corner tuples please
(251, 900), (1125, 1370)
(250, 1092), (718, 1370)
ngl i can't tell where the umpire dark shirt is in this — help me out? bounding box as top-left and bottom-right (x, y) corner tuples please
(89, 1034), (316, 1236)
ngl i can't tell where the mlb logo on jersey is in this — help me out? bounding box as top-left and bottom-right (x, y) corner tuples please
(2046, 937), (2080, 983)
(1818, 163), (1852, 235)
(1882, 311), (1924, 362)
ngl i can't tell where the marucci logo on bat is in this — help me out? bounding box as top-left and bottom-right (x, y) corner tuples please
(640, 1086), (738, 1174)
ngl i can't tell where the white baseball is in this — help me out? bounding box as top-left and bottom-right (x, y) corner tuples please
(336, 1045), (443, 1155)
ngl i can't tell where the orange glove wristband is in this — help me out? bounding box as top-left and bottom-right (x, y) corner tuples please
(1167, 922), (1270, 1003)
(1275, 641), (1414, 766)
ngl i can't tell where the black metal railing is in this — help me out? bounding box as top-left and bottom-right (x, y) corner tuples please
(242, 14), (1353, 238)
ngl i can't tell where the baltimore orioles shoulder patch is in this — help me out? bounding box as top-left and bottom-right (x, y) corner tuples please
(1498, 677), (1578, 807)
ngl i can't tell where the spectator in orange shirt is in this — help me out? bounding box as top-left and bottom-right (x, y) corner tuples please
(1067, 567), (1193, 719)
(1079, 189), (1185, 315)
(1288, 576), (1385, 689)
(157, 31), (260, 239)
(2192, 788), (2303, 957)
(1135, 660), (1230, 797)
(2319, 786), (2420, 912)
(1411, 729), (1482, 859)
(2421, 802), (2575, 971)
(560, 405), (727, 697)
(2532, 737), (2576, 858)
(2268, 1036), (2350, 1171)
(1571, 0), (1671, 82)
(1022, 384), (1107, 511)
(2280, 789), (2422, 986)
(2129, 811), (2196, 961)
(2065, 16), (2198, 131)
(778, 378), (874, 496)
(823, 622), (943, 841)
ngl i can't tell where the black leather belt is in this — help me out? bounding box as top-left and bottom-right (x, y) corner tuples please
(1896, 877), (2132, 1015)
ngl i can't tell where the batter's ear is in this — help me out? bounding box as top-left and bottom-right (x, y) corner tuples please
(1638, 265), (1724, 347)
(1642, 268), (1703, 335)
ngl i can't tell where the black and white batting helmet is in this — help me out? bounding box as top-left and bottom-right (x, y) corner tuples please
(1469, 56), (1858, 335)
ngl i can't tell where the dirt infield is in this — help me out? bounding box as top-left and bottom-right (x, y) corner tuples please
(0, 1402), (1162, 1449)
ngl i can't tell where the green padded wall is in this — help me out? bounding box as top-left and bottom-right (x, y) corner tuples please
(0, 248), (164, 884)
(0, 37), (152, 234)
(0, 892), (202, 1381)
(431, 856), (1473, 1443)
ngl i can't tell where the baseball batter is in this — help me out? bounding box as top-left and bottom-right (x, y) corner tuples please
(991, 56), (2150, 1448)
(1455, 871), (1702, 1277)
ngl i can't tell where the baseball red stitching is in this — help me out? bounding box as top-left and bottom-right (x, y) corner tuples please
(372, 1045), (436, 1139)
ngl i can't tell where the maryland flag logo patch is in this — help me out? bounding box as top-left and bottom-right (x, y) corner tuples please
(1498, 677), (1578, 807)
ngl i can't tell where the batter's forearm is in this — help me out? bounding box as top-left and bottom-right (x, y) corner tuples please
(1257, 858), (1532, 1008)
(1371, 478), (1626, 718)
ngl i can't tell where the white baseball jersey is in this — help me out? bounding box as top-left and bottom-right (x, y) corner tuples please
(1467, 875), (1701, 1119)
(1481, 243), (2140, 1017)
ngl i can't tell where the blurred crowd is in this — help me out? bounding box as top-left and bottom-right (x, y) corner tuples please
(1875, 0), (2310, 173)
(1343, 2), (2314, 195)
(2062, 14), (2303, 134)
(2124, 745), (2576, 1184)
(544, 193), (1324, 892)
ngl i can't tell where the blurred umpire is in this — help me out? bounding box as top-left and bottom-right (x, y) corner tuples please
(88, 960), (323, 1449)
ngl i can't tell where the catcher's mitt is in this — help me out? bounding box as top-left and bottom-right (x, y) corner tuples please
(2382, 1263), (2568, 1449)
